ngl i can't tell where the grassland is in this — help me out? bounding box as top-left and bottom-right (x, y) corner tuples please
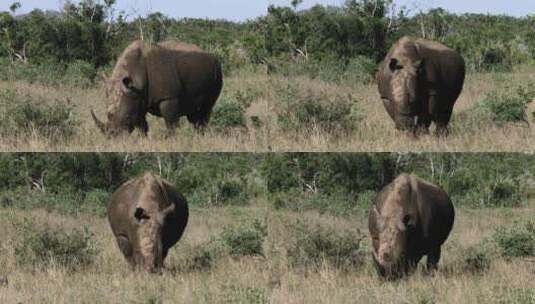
(1, 66), (534, 152)
(0, 200), (533, 304)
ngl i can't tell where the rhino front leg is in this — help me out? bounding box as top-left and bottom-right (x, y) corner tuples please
(416, 115), (432, 135)
(429, 95), (453, 137)
(138, 117), (149, 136)
(426, 247), (441, 273)
(159, 99), (181, 133)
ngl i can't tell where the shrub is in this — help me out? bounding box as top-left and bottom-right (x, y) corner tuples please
(211, 99), (247, 131)
(12, 217), (97, 270)
(220, 218), (267, 257)
(223, 285), (268, 304)
(0, 190), (108, 217)
(0, 61), (97, 88)
(78, 189), (109, 217)
(0, 89), (78, 140)
(214, 177), (250, 206)
(178, 218), (267, 272)
(180, 239), (228, 272)
(287, 219), (365, 271)
(463, 243), (494, 274)
(271, 190), (357, 216)
(445, 171), (524, 208)
(493, 221), (535, 258)
(499, 288), (535, 304)
(411, 288), (436, 304)
(266, 57), (375, 85)
(276, 84), (361, 134)
(63, 60), (97, 88)
(469, 82), (535, 125)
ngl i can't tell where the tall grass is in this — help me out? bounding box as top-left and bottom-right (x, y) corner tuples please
(0, 202), (533, 303)
(1, 66), (535, 152)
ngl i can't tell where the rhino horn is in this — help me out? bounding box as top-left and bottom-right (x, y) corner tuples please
(91, 109), (107, 133)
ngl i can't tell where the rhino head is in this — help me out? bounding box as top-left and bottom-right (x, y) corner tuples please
(132, 203), (175, 273)
(91, 75), (147, 137)
(387, 57), (425, 131)
(371, 178), (417, 279)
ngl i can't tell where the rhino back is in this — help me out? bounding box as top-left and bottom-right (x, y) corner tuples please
(145, 46), (222, 111)
(160, 180), (189, 251)
(416, 40), (466, 100)
(410, 176), (455, 247)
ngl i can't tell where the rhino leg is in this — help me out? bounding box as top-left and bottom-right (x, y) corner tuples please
(138, 118), (149, 136)
(187, 111), (210, 130)
(116, 234), (133, 262)
(426, 247), (441, 272)
(416, 115), (432, 135)
(159, 99), (181, 131)
(430, 96), (454, 137)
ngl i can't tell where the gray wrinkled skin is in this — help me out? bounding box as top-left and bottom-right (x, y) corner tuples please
(92, 40), (223, 136)
(368, 174), (455, 280)
(107, 172), (188, 273)
(376, 36), (465, 136)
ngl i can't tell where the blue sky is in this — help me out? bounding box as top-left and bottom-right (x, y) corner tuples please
(1, 0), (534, 20)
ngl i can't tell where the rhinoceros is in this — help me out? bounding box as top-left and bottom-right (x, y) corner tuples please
(107, 172), (188, 272)
(91, 40), (223, 136)
(376, 36), (465, 135)
(368, 174), (455, 279)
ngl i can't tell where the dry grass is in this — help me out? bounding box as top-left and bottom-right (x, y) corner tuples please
(1, 67), (535, 152)
(0, 202), (534, 303)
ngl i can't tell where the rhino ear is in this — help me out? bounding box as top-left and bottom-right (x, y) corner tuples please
(134, 207), (150, 223)
(122, 77), (143, 95)
(389, 58), (402, 71)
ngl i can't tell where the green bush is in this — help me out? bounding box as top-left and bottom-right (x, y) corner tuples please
(499, 288), (535, 304)
(190, 176), (250, 207)
(275, 83), (361, 134)
(463, 243), (494, 274)
(177, 218), (267, 272)
(12, 217), (97, 270)
(442, 165), (525, 208)
(63, 60), (97, 88)
(469, 82), (535, 125)
(0, 60), (97, 88)
(269, 57), (375, 84)
(220, 218), (267, 257)
(0, 89), (78, 140)
(287, 219), (365, 271)
(180, 239), (228, 272)
(493, 221), (535, 258)
(271, 190), (357, 216)
(223, 285), (268, 304)
(0, 62), (65, 86)
(0, 190), (108, 217)
(214, 177), (250, 206)
(77, 189), (109, 217)
(211, 98), (247, 131)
